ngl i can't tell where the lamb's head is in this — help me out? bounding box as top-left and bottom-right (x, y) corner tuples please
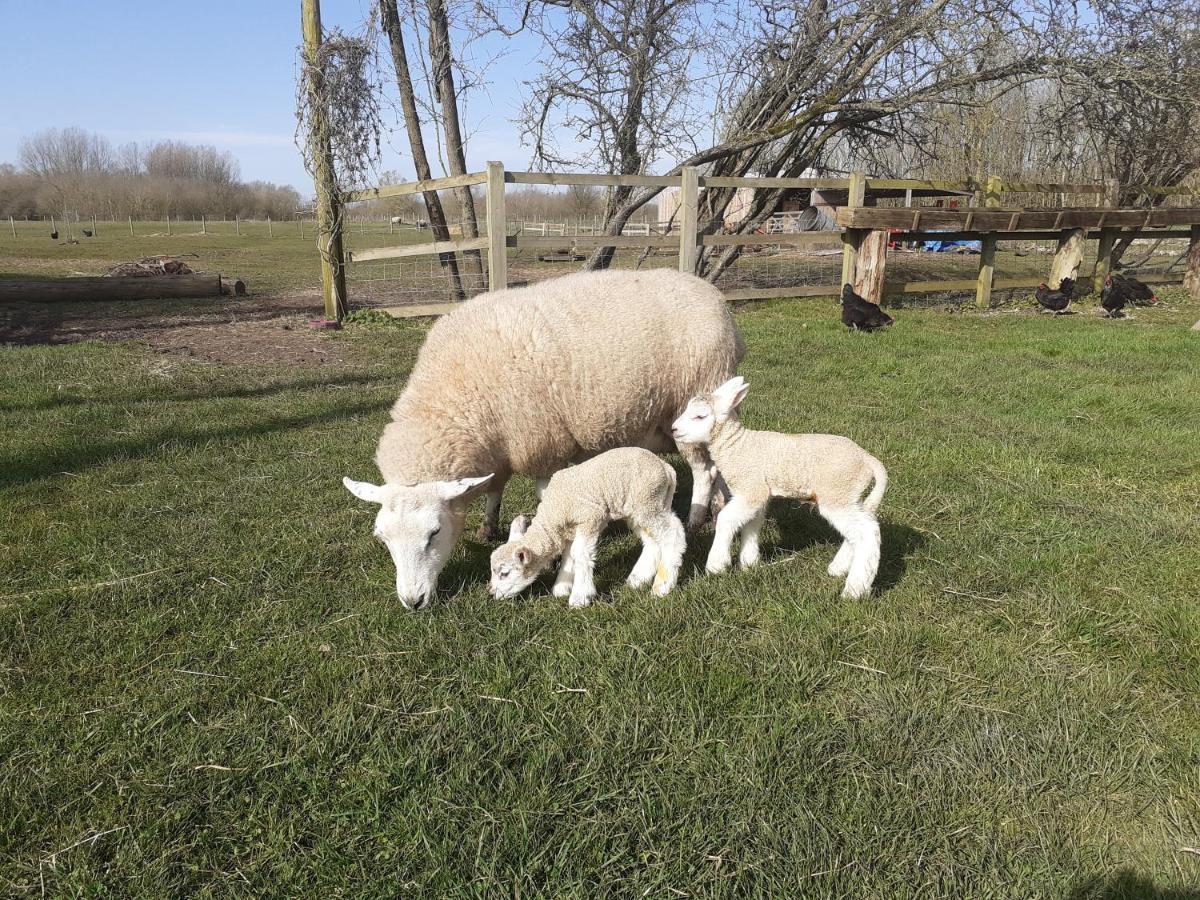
(488, 515), (543, 599)
(343, 473), (493, 610)
(671, 376), (750, 444)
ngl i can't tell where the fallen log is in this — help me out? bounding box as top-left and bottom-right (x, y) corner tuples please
(0, 274), (225, 303)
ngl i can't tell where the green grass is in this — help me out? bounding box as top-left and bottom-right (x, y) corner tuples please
(2, 296), (1200, 896)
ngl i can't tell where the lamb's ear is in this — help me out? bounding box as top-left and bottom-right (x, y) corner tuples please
(516, 547), (531, 566)
(713, 376), (750, 417)
(343, 476), (386, 504)
(508, 514), (531, 540)
(437, 473), (494, 500)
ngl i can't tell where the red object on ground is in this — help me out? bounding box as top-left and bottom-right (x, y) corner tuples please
(307, 319), (343, 330)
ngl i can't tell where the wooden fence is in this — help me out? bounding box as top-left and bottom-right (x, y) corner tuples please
(335, 165), (1200, 317)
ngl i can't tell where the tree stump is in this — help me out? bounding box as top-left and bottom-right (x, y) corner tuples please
(1048, 227), (1087, 289)
(853, 229), (889, 303)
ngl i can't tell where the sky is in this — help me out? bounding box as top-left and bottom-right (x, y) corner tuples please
(0, 0), (542, 196)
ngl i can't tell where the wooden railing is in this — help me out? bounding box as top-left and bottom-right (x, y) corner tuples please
(337, 165), (1200, 315)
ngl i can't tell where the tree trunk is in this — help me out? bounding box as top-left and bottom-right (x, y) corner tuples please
(853, 230), (889, 303)
(1048, 228), (1087, 288)
(427, 0), (483, 291)
(378, 0), (464, 303)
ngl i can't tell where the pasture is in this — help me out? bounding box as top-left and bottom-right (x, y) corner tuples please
(2, 283), (1199, 896)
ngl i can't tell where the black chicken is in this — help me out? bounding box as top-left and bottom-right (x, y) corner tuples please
(1111, 272), (1157, 305)
(1100, 275), (1128, 317)
(82, 229), (93, 237)
(841, 284), (894, 331)
(49, 230), (58, 240)
(1035, 277), (1074, 314)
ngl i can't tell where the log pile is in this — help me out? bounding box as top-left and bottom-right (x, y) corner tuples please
(105, 256), (197, 278)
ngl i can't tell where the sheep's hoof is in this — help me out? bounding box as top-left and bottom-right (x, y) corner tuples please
(475, 523), (500, 542)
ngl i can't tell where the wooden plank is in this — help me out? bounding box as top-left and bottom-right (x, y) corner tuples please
(722, 284), (839, 302)
(678, 166), (699, 274)
(838, 206), (1200, 231)
(700, 231), (840, 247)
(884, 278), (979, 295)
(513, 234), (676, 249)
(1002, 183), (1105, 194)
(701, 176), (849, 190)
(485, 161), (507, 291)
(344, 171), (488, 202)
(992, 277), (1047, 290)
(349, 236), (488, 263)
(976, 235), (997, 308)
(865, 178), (976, 192)
(505, 171), (678, 188)
(893, 228), (1193, 242)
(0, 275), (224, 302)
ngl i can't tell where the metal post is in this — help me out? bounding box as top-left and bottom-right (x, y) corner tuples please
(678, 166), (699, 274)
(485, 160), (507, 292)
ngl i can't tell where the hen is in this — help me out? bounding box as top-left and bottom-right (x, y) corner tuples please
(841, 284), (895, 332)
(1035, 277), (1074, 314)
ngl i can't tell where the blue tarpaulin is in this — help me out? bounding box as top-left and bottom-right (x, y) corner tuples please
(922, 239), (981, 253)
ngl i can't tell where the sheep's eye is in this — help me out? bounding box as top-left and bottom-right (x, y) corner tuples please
(498, 567), (510, 578)
(693, 413), (705, 420)
(430, 525), (441, 538)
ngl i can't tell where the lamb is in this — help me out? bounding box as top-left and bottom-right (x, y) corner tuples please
(488, 447), (687, 608)
(342, 268), (744, 610)
(671, 376), (888, 599)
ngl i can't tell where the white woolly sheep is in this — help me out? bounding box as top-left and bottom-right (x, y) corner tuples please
(488, 447), (687, 607)
(343, 268), (744, 610)
(671, 376), (888, 599)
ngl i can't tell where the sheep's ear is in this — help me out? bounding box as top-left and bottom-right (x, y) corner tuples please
(508, 515), (530, 541)
(437, 473), (494, 500)
(343, 476), (386, 504)
(516, 547), (531, 566)
(713, 377), (750, 416)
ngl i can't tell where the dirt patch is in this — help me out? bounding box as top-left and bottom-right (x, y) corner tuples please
(0, 290), (348, 367)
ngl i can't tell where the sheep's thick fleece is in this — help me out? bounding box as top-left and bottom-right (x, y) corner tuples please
(375, 269), (745, 485)
(516, 447), (678, 559)
(708, 423), (884, 508)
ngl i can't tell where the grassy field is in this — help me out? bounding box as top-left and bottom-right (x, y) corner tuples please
(2, 289), (1199, 897)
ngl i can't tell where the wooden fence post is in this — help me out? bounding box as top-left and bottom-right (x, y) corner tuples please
(1048, 228), (1087, 288)
(1092, 179), (1120, 292)
(485, 160), (507, 292)
(167, 215), (171, 235)
(128, 216), (134, 236)
(853, 230), (889, 303)
(236, 215), (241, 236)
(9, 216), (15, 238)
(975, 175), (1002, 307)
(267, 216), (273, 237)
(302, 0), (348, 320)
(840, 171), (867, 290)
(1184, 224), (1200, 303)
(678, 166), (699, 274)
(91, 213), (98, 237)
(201, 214), (206, 235)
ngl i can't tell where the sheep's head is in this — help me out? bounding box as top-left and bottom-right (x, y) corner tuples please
(343, 473), (493, 610)
(672, 376), (750, 444)
(488, 515), (543, 599)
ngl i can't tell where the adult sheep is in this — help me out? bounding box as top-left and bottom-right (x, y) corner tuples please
(343, 268), (745, 609)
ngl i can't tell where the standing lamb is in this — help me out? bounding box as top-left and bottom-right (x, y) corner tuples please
(343, 268), (744, 610)
(488, 448), (687, 607)
(671, 377), (888, 599)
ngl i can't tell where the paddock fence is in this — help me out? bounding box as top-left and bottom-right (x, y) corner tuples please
(336, 165), (1200, 316)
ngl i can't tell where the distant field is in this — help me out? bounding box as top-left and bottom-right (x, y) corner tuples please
(2, 291), (1199, 896)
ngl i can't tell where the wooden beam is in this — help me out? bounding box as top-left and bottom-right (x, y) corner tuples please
(344, 171), (488, 202)
(699, 232), (841, 248)
(892, 228), (1193, 242)
(349, 236), (488, 263)
(1093, 228), (1118, 293)
(1184, 224), (1200, 302)
(505, 171), (677, 188)
(678, 166), (699, 275)
(883, 278), (980, 295)
(485, 161), (507, 291)
(976, 235), (997, 308)
(864, 178), (976, 192)
(837, 205), (1200, 231)
(853, 229), (888, 303)
(0, 275), (225, 302)
(701, 176), (850, 190)
(840, 171), (867, 289)
(512, 234), (677, 249)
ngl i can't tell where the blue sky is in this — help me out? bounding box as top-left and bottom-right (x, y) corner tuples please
(0, 0), (541, 194)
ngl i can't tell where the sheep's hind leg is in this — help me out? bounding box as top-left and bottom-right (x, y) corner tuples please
(819, 504), (881, 599)
(567, 528), (601, 608)
(626, 528), (659, 589)
(738, 507), (767, 568)
(827, 540), (853, 578)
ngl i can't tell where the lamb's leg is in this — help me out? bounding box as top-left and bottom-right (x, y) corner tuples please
(648, 513), (686, 596)
(567, 528), (600, 608)
(534, 477), (550, 500)
(552, 537), (575, 597)
(827, 540), (853, 578)
(678, 441), (717, 531)
(626, 528), (659, 589)
(475, 477), (508, 542)
(738, 507), (767, 568)
(819, 504), (881, 599)
(706, 495), (762, 574)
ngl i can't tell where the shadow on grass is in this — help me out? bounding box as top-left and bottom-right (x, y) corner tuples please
(1, 397), (393, 488)
(1068, 869), (1200, 900)
(0, 371), (393, 413)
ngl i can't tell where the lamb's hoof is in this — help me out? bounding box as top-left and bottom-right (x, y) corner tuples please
(705, 560), (731, 576)
(841, 586), (871, 600)
(568, 595), (592, 609)
(827, 562), (851, 578)
(626, 573), (652, 589)
(651, 579), (673, 597)
(475, 523), (500, 542)
(552, 582), (573, 598)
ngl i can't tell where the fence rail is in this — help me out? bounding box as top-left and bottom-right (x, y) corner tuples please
(336, 165), (1200, 315)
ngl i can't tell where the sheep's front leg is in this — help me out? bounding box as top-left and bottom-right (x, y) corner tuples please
(678, 441), (717, 532)
(567, 528), (600, 608)
(551, 540), (575, 597)
(706, 495), (762, 574)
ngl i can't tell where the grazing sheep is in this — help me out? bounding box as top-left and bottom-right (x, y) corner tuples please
(488, 448), (687, 607)
(671, 377), (888, 599)
(344, 268), (744, 610)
